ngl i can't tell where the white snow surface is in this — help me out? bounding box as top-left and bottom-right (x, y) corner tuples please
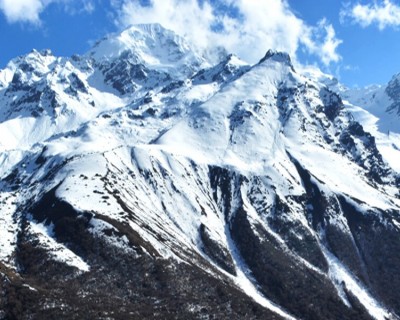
(304, 69), (400, 173)
(322, 247), (392, 320)
(0, 24), (400, 319)
(0, 192), (19, 265)
(344, 101), (400, 172)
(303, 67), (400, 173)
(88, 23), (207, 77)
(229, 238), (296, 320)
(27, 216), (90, 272)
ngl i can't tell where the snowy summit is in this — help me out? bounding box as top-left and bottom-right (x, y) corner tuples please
(0, 24), (400, 320)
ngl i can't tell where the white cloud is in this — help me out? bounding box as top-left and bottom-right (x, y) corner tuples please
(0, 0), (44, 23)
(302, 19), (342, 66)
(113, 0), (342, 66)
(0, 0), (95, 24)
(64, 0), (95, 15)
(341, 0), (400, 30)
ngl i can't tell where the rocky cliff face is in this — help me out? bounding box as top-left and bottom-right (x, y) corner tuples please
(0, 24), (400, 320)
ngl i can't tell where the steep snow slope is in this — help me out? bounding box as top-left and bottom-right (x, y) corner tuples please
(1, 25), (400, 320)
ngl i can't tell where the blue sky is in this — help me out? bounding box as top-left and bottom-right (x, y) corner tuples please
(289, 0), (400, 86)
(1, 0), (400, 87)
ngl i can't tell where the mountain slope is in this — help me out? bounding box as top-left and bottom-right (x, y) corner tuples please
(1, 24), (400, 320)
(341, 77), (400, 172)
(302, 67), (400, 173)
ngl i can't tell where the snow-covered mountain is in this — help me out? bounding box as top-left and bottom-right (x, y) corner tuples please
(1, 24), (400, 320)
(340, 81), (400, 172)
(302, 67), (400, 173)
(340, 74), (400, 133)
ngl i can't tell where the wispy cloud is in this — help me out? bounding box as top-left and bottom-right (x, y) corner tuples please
(112, 0), (342, 66)
(0, 0), (94, 24)
(302, 18), (342, 66)
(341, 0), (400, 30)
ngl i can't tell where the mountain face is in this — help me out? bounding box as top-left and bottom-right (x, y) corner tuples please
(302, 68), (400, 173)
(1, 24), (400, 320)
(337, 76), (399, 133)
(335, 75), (400, 174)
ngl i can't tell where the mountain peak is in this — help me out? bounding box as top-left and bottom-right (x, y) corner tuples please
(88, 23), (201, 61)
(30, 48), (53, 57)
(222, 53), (247, 66)
(87, 23), (207, 79)
(258, 49), (292, 66)
(129, 22), (165, 34)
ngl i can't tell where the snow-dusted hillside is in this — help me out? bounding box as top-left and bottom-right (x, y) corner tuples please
(1, 24), (400, 320)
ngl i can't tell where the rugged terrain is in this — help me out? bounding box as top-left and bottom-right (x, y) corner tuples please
(0, 24), (400, 320)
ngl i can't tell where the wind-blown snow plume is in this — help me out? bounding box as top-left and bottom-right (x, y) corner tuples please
(113, 0), (342, 65)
